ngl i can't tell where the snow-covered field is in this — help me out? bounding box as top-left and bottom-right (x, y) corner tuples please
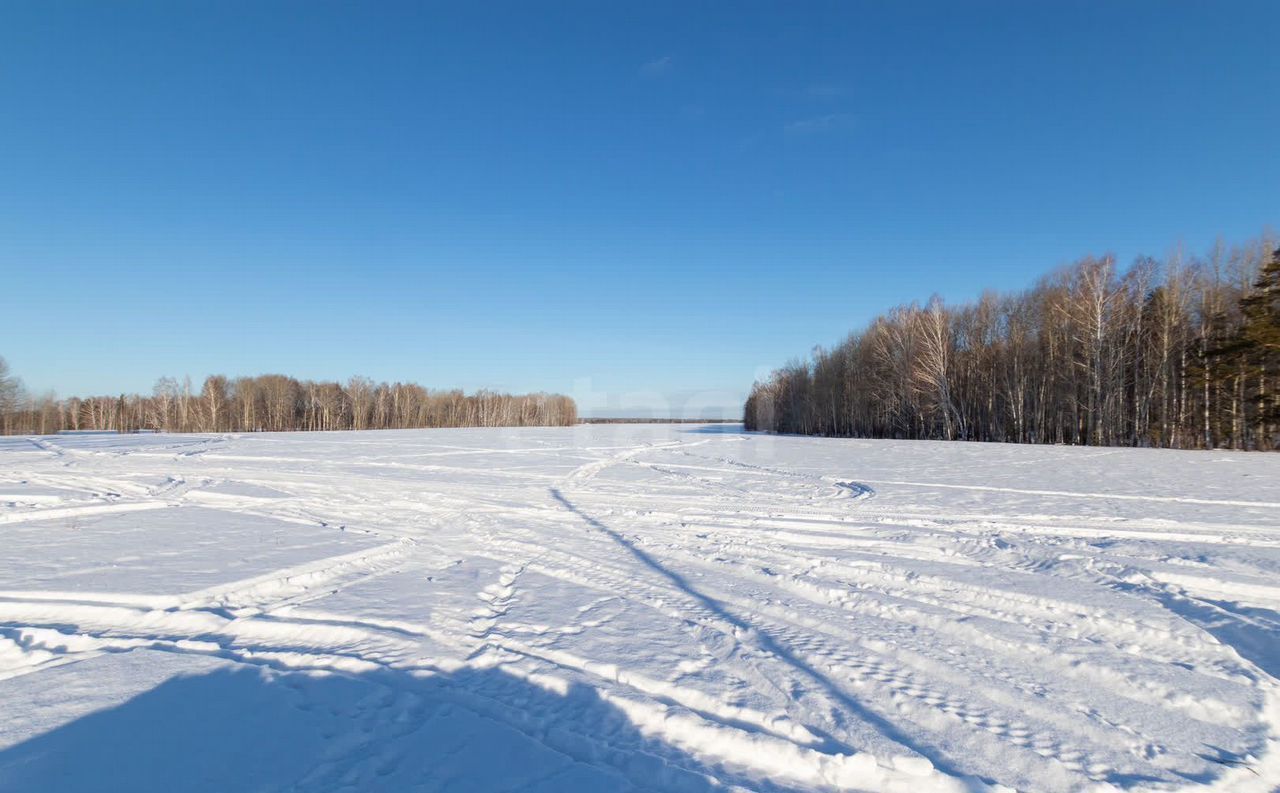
(1, 425), (1279, 792)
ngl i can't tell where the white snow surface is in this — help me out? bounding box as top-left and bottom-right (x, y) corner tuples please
(1, 425), (1279, 792)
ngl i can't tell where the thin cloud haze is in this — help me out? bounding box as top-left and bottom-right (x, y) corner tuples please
(784, 112), (855, 135)
(639, 54), (673, 77)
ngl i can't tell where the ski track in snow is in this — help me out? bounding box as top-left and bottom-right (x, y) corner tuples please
(1, 426), (1279, 792)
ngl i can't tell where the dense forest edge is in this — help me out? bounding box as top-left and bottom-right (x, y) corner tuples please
(0, 368), (577, 434)
(745, 237), (1280, 450)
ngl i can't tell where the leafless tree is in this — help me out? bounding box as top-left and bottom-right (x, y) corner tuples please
(746, 233), (1279, 450)
(0, 364), (577, 435)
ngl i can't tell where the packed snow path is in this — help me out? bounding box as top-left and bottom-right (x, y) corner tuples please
(1, 426), (1279, 792)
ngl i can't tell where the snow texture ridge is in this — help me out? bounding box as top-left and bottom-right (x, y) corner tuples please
(1, 425), (1278, 792)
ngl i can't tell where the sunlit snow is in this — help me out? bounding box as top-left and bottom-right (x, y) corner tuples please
(1, 425), (1278, 792)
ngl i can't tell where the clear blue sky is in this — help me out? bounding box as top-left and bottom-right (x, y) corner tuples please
(2, 2), (1277, 417)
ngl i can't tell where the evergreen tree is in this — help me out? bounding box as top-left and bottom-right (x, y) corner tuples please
(1237, 247), (1280, 432)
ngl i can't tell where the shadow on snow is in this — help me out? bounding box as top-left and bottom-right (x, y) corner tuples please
(0, 660), (772, 793)
(549, 487), (980, 787)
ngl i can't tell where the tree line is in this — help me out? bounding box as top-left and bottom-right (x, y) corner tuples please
(0, 366), (577, 435)
(745, 236), (1280, 450)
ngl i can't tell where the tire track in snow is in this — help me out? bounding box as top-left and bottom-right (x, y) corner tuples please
(541, 438), (1277, 788)
(0, 539), (418, 679)
(0, 500), (173, 526)
(463, 496), (1218, 787)
(6, 428), (1279, 791)
(863, 479), (1280, 509)
(547, 486), (977, 781)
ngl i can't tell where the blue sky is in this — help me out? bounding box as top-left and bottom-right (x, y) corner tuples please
(2, 2), (1277, 417)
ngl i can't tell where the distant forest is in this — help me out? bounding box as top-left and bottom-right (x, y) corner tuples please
(580, 418), (740, 424)
(746, 236), (1280, 450)
(0, 367), (577, 434)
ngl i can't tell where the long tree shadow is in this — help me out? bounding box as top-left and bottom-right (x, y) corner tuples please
(548, 487), (981, 787)
(0, 661), (775, 793)
(1151, 593), (1280, 681)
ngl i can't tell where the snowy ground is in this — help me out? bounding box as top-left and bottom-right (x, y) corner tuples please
(1, 425), (1279, 792)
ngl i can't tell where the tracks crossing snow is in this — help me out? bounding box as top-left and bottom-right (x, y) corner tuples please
(2, 427), (1279, 791)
